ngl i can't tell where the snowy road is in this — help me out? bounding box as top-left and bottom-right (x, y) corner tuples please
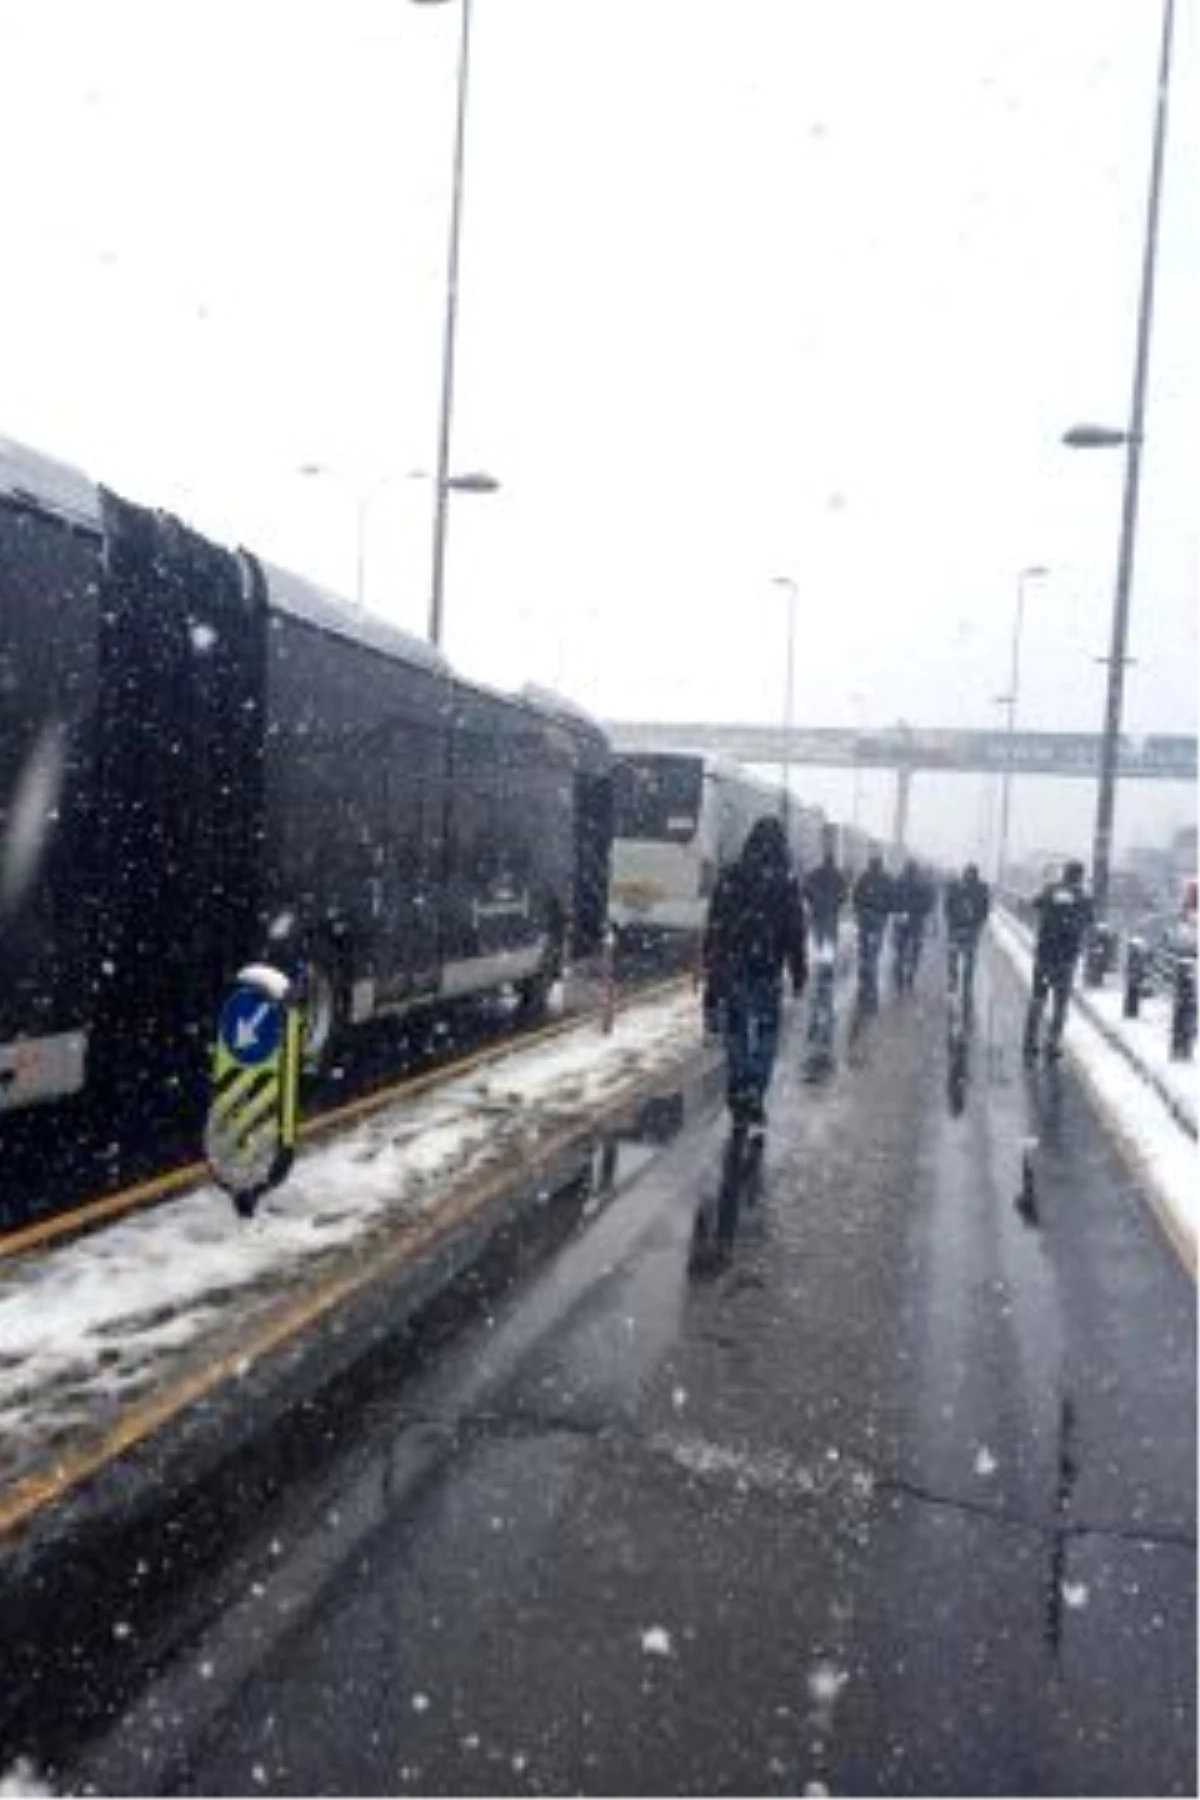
(17, 941), (1192, 1798)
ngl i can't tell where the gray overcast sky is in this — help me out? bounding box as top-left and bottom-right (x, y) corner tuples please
(1, 0), (1195, 865)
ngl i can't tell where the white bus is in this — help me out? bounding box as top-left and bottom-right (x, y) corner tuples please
(608, 749), (825, 957)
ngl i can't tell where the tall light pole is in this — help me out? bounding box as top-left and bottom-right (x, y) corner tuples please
(995, 564), (1048, 887)
(413, 0), (476, 650)
(1065, 0), (1175, 964)
(772, 576), (798, 827)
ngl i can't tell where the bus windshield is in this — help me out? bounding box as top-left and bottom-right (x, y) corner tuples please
(612, 755), (703, 843)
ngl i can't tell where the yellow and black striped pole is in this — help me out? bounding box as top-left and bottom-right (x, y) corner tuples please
(204, 965), (301, 1217)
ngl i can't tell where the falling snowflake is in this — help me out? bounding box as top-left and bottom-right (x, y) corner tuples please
(412, 1693), (431, 1713)
(807, 1663), (847, 1707)
(672, 1386), (688, 1411)
(640, 1626), (673, 1656)
(0, 1759), (55, 1797)
(974, 1445), (997, 1477)
(1062, 1581), (1089, 1609)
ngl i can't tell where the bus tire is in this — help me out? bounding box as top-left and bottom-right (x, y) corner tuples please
(300, 947), (349, 1071)
(516, 926), (565, 1020)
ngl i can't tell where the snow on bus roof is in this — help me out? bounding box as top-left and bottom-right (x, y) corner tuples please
(0, 435), (102, 530)
(521, 682), (599, 724)
(261, 560), (451, 675)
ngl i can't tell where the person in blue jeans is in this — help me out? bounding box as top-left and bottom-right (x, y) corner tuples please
(702, 815), (808, 1147)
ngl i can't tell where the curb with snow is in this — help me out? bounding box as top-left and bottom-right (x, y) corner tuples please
(0, 988), (714, 1538)
(991, 911), (1196, 1272)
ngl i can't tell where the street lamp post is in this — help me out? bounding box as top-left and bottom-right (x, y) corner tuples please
(299, 464), (498, 617)
(772, 576), (798, 827)
(413, 0), (477, 650)
(995, 564), (1048, 888)
(1064, 0), (1176, 971)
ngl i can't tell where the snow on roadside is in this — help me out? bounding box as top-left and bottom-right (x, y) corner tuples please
(0, 989), (704, 1487)
(992, 913), (1197, 1266)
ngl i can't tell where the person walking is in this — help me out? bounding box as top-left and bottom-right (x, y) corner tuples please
(851, 850), (894, 1015)
(1023, 860), (1094, 1062)
(943, 862), (991, 1017)
(701, 816), (807, 1253)
(703, 815), (808, 1135)
(802, 825), (848, 1066)
(891, 858), (935, 992)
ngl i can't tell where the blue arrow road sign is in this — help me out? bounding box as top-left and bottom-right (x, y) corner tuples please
(219, 986), (285, 1068)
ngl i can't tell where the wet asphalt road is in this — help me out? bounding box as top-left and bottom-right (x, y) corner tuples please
(70, 944), (1195, 1797)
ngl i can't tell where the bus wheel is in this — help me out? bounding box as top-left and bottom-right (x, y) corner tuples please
(300, 953), (346, 1070)
(516, 932), (565, 1020)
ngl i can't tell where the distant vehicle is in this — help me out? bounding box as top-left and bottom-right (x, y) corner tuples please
(1165, 828), (1200, 885)
(607, 747), (831, 957)
(1165, 878), (1200, 964)
(0, 436), (612, 1135)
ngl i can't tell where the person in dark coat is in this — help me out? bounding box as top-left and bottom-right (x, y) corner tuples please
(802, 824), (848, 1058)
(851, 850), (894, 1013)
(1023, 860), (1094, 1062)
(891, 858), (935, 991)
(702, 815), (808, 1137)
(802, 825), (849, 948)
(944, 861), (991, 1012)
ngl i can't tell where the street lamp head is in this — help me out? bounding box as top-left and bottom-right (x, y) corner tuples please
(1021, 563), (1049, 579)
(445, 471), (500, 494)
(1062, 423), (1133, 449)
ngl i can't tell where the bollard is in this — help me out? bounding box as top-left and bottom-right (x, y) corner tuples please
(1123, 936), (1148, 1018)
(1170, 953), (1196, 1061)
(600, 924), (617, 1036)
(1085, 921), (1117, 989)
(205, 963), (301, 1218)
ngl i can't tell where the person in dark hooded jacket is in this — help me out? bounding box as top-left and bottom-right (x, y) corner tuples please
(1022, 859), (1093, 1061)
(851, 851), (894, 1012)
(702, 815), (808, 1135)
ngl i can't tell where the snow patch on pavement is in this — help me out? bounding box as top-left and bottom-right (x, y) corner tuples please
(0, 991), (703, 1489)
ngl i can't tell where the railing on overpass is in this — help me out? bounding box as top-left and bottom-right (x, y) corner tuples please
(605, 722), (1197, 781)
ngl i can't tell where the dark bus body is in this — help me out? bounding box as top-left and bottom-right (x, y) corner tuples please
(0, 437), (612, 1157)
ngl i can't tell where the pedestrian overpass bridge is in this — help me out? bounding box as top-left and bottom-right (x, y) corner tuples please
(606, 722), (1196, 857)
(605, 723), (1197, 780)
